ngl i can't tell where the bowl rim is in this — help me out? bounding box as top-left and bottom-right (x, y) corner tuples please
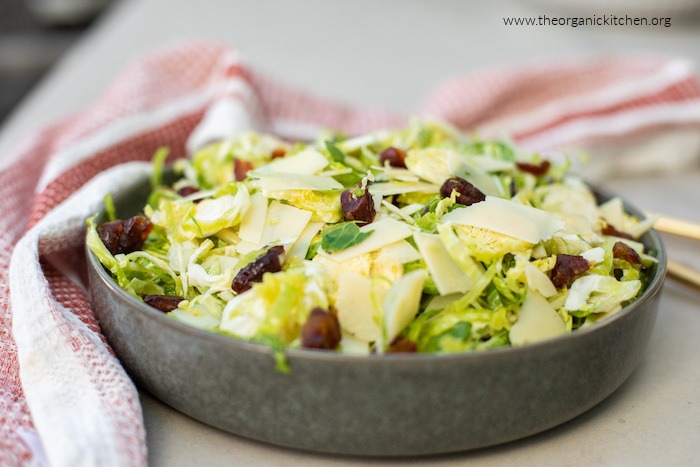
(86, 181), (667, 365)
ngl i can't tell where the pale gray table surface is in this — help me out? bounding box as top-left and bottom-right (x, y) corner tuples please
(2, 1), (699, 465)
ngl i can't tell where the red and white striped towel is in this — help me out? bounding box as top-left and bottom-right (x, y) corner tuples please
(1, 41), (699, 466)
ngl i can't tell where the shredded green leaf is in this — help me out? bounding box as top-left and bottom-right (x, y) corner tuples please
(103, 193), (116, 222)
(325, 140), (346, 163)
(150, 147), (170, 190)
(320, 222), (373, 253)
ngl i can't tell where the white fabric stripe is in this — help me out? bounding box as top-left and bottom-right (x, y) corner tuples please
(520, 100), (700, 150)
(185, 79), (261, 153)
(478, 59), (695, 138)
(11, 163), (151, 467)
(35, 89), (212, 193)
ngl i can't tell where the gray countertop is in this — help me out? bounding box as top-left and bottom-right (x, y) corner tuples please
(2, 0), (699, 465)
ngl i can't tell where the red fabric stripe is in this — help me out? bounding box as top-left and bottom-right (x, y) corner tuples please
(29, 111), (203, 227)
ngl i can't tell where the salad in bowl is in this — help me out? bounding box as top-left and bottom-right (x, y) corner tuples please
(87, 120), (658, 364)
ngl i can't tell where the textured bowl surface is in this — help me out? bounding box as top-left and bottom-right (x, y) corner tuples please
(86, 175), (666, 456)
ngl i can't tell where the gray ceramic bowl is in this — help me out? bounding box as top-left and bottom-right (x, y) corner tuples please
(86, 175), (666, 456)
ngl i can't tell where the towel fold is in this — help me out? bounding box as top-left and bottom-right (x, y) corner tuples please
(1, 41), (699, 466)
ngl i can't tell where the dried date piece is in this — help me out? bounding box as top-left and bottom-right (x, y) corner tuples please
(516, 160), (551, 176)
(176, 186), (199, 197)
(550, 254), (591, 288)
(601, 223), (636, 240)
(378, 147), (407, 168)
(234, 158), (254, 181)
(143, 294), (185, 313)
(301, 307), (342, 350)
(439, 177), (486, 206)
(232, 245), (285, 293)
(340, 186), (376, 224)
(97, 220), (123, 255)
(98, 215), (152, 255)
(271, 147), (287, 159)
(387, 336), (418, 353)
(118, 215), (154, 254)
(612, 241), (642, 265)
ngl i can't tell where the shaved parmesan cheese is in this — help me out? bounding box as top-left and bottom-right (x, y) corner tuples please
(252, 148), (329, 175)
(523, 261), (557, 298)
(288, 221), (324, 261)
(324, 218), (413, 262)
(628, 214), (659, 238)
(340, 335), (371, 355)
(260, 201), (312, 247)
(413, 232), (472, 295)
(368, 181), (439, 196)
(401, 203), (425, 216)
(441, 196), (564, 244)
(254, 173), (343, 192)
(238, 192), (268, 244)
(598, 197), (624, 229)
(335, 272), (384, 342)
(382, 270), (427, 344)
(314, 252), (372, 280)
(374, 240), (421, 264)
(235, 240), (261, 255)
(509, 290), (567, 346)
(580, 247), (605, 264)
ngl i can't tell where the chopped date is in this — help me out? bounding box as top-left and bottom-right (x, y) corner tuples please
(234, 158), (254, 181)
(612, 241), (642, 265)
(119, 215), (154, 254)
(516, 160), (551, 176)
(550, 254), (591, 288)
(143, 294), (185, 313)
(378, 147), (407, 168)
(97, 220), (123, 255)
(176, 186), (199, 197)
(340, 186), (376, 224)
(232, 245), (285, 293)
(387, 336), (418, 353)
(601, 223), (636, 240)
(98, 215), (152, 255)
(439, 177), (486, 206)
(271, 147), (287, 159)
(301, 307), (342, 350)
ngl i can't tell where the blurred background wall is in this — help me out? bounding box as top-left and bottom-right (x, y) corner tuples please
(0, 0), (112, 123)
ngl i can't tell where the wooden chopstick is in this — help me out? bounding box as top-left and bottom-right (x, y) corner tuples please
(647, 212), (700, 241)
(666, 259), (700, 290)
(641, 212), (700, 289)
